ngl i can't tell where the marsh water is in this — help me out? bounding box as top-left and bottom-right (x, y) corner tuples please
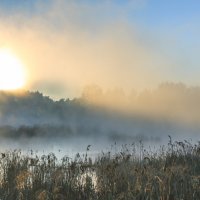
(0, 127), (198, 161)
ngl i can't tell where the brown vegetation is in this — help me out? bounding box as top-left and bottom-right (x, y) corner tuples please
(0, 139), (200, 199)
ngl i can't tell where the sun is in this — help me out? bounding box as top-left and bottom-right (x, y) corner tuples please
(0, 49), (26, 90)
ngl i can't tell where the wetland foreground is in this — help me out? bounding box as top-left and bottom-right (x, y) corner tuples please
(0, 139), (200, 200)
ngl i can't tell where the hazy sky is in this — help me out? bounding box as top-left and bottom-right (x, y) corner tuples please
(0, 0), (199, 98)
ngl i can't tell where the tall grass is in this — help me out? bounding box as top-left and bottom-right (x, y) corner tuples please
(0, 139), (200, 199)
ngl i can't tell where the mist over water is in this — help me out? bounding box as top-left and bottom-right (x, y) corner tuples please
(0, 84), (199, 157)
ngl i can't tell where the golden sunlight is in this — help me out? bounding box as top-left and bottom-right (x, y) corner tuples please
(0, 49), (26, 90)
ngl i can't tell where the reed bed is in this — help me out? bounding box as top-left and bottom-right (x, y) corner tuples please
(0, 138), (200, 199)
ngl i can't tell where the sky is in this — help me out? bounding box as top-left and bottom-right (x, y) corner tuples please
(0, 0), (199, 98)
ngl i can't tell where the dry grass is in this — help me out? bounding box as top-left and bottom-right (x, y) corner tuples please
(0, 139), (200, 199)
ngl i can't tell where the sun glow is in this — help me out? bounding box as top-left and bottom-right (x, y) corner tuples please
(0, 49), (26, 90)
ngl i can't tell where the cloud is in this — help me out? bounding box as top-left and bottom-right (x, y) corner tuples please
(0, 0), (189, 98)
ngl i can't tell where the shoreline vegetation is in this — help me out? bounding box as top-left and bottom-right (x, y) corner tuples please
(0, 138), (200, 199)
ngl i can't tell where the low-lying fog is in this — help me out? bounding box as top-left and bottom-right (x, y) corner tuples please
(0, 83), (200, 157)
